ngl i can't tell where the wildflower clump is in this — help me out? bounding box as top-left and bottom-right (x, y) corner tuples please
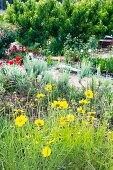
(14, 115), (28, 127)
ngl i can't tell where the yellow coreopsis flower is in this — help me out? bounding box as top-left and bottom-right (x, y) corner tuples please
(52, 100), (68, 109)
(77, 106), (85, 114)
(60, 100), (68, 109)
(14, 115), (28, 127)
(34, 119), (44, 126)
(42, 146), (51, 157)
(85, 90), (94, 99)
(87, 111), (96, 116)
(59, 116), (66, 126)
(52, 101), (61, 108)
(79, 99), (89, 105)
(36, 93), (45, 99)
(66, 114), (75, 122)
(45, 84), (52, 91)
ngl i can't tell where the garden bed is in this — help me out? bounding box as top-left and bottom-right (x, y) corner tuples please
(1, 0), (113, 168)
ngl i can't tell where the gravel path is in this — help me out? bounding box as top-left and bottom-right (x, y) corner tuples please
(51, 69), (113, 89)
(52, 69), (92, 88)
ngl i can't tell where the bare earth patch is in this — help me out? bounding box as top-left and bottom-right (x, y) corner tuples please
(52, 69), (91, 88)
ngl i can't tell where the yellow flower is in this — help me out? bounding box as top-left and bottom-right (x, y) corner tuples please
(60, 117), (66, 126)
(60, 100), (68, 109)
(52, 100), (68, 109)
(77, 106), (85, 114)
(79, 99), (89, 105)
(42, 146), (51, 157)
(14, 115), (28, 127)
(66, 114), (75, 122)
(52, 101), (61, 108)
(87, 112), (96, 116)
(36, 93), (45, 99)
(77, 106), (83, 112)
(34, 119), (44, 126)
(85, 90), (94, 99)
(45, 85), (52, 91)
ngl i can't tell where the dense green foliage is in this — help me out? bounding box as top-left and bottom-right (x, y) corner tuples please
(4, 0), (113, 53)
(91, 57), (113, 74)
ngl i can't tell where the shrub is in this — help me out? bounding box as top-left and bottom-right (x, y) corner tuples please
(3, 0), (113, 58)
(78, 59), (93, 79)
(0, 24), (16, 57)
(86, 35), (98, 51)
(64, 34), (84, 63)
(91, 57), (113, 74)
(42, 71), (54, 84)
(23, 57), (48, 79)
(0, 13), (5, 24)
(5, 0), (113, 54)
(0, 64), (36, 95)
(6, 0), (65, 54)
